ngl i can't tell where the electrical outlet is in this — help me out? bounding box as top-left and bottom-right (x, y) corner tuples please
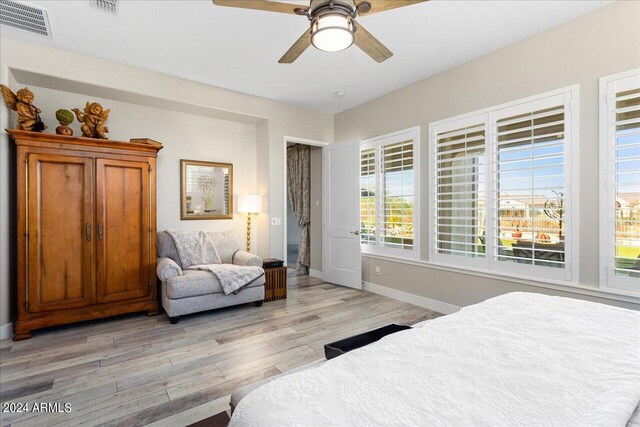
(271, 217), (282, 226)
(315, 200), (320, 206)
(375, 266), (381, 276)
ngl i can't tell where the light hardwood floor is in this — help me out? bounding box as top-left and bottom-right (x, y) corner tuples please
(0, 272), (441, 427)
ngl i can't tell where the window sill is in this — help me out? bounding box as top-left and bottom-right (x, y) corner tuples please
(361, 247), (420, 260)
(361, 253), (640, 305)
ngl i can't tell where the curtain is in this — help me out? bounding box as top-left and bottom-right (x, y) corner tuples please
(287, 144), (311, 273)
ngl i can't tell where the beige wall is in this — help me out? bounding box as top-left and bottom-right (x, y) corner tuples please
(0, 38), (333, 330)
(310, 146), (323, 273)
(256, 121), (271, 258)
(25, 85), (259, 237)
(336, 1), (640, 309)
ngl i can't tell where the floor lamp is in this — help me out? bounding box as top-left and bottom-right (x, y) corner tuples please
(237, 195), (262, 253)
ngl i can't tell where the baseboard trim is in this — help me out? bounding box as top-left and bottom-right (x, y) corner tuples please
(0, 322), (13, 340)
(309, 269), (322, 279)
(362, 282), (461, 315)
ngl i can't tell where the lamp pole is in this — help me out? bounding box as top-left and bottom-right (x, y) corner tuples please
(246, 213), (253, 252)
(238, 194), (262, 253)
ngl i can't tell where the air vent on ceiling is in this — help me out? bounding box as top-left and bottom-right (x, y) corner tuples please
(90, 0), (118, 14)
(0, 0), (51, 37)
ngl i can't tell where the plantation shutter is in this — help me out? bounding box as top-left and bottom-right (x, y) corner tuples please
(360, 147), (376, 245)
(431, 89), (575, 281)
(224, 174), (229, 213)
(493, 99), (567, 271)
(360, 128), (419, 258)
(433, 120), (486, 262)
(602, 71), (640, 292)
(613, 87), (640, 278)
(380, 140), (414, 250)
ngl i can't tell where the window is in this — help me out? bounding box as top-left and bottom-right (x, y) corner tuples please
(360, 128), (420, 258)
(494, 103), (568, 272)
(600, 69), (640, 293)
(433, 119), (486, 262)
(430, 87), (578, 282)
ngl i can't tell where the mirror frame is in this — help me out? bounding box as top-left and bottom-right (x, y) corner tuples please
(180, 159), (233, 220)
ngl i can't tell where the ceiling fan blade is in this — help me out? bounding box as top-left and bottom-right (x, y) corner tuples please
(212, 0), (306, 15)
(358, 0), (428, 16)
(279, 29), (312, 63)
(353, 21), (392, 63)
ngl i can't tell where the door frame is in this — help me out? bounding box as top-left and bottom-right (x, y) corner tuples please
(283, 136), (329, 275)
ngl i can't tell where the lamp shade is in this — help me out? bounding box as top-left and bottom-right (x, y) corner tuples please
(311, 14), (354, 52)
(237, 195), (263, 214)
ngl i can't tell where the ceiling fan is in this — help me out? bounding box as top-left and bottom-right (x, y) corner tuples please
(211, 0), (428, 63)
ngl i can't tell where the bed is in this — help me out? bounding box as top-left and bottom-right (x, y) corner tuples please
(229, 292), (640, 426)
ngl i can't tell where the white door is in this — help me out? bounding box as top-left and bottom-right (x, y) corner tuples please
(323, 140), (362, 289)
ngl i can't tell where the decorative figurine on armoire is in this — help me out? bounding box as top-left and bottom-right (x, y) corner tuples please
(72, 101), (110, 139)
(0, 84), (47, 132)
(55, 109), (75, 136)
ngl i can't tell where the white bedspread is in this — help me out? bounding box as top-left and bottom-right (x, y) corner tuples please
(230, 292), (640, 427)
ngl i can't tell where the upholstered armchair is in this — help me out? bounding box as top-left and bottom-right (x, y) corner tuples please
(156, 230), (265, 324)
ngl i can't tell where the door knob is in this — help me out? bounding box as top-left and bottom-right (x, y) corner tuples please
(350, 230), (361, 236)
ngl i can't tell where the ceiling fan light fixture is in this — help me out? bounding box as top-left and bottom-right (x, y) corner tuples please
(311, 13), (354, 52)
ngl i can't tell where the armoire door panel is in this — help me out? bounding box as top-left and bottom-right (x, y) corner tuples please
(27, 153), (94, 312)
(96, 159), (151, 304)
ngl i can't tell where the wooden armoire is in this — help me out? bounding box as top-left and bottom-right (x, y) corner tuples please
(8, 130), (163, 341)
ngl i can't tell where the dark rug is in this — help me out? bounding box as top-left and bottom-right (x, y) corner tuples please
(187, 411), (230, 427)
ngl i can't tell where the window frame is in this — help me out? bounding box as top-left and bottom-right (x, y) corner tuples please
(599, 68), (640, 295)
(429, 86), (580, 283)
(360, 126), (421, 260)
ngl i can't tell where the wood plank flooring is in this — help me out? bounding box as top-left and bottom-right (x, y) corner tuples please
(0, 272), (442, 427)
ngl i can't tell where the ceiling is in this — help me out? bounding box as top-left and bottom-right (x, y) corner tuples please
(1, 0), (609, 113)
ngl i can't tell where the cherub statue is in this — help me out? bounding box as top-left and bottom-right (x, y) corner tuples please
(72, 102), (110, 139)
(0, 85), (47, 132)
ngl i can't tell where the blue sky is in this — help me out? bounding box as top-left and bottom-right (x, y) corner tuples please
(616, 130), (640, 193)
(366, 129), (640, 203)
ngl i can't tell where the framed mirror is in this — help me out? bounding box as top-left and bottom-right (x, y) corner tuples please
(180, 159), (233, 220)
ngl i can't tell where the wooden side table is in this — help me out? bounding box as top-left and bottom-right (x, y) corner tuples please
(263, 260), (287, 302)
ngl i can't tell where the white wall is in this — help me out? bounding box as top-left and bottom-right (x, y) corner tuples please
(335, 1), (640, 310)
(27, 85), (258, 237)
(309, 146), (322, 273)
(0, 38), (333, 332)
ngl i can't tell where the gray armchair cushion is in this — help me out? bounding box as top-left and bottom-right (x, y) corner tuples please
(207, 231), (243, 264)
(167, 230), (221, 268)
(157, 257), (183, 281)
(158, 230), (243, 267)
(157, 232), (182, 268)
(165, 270), (265, 299)
(233, 251), (263, 267)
